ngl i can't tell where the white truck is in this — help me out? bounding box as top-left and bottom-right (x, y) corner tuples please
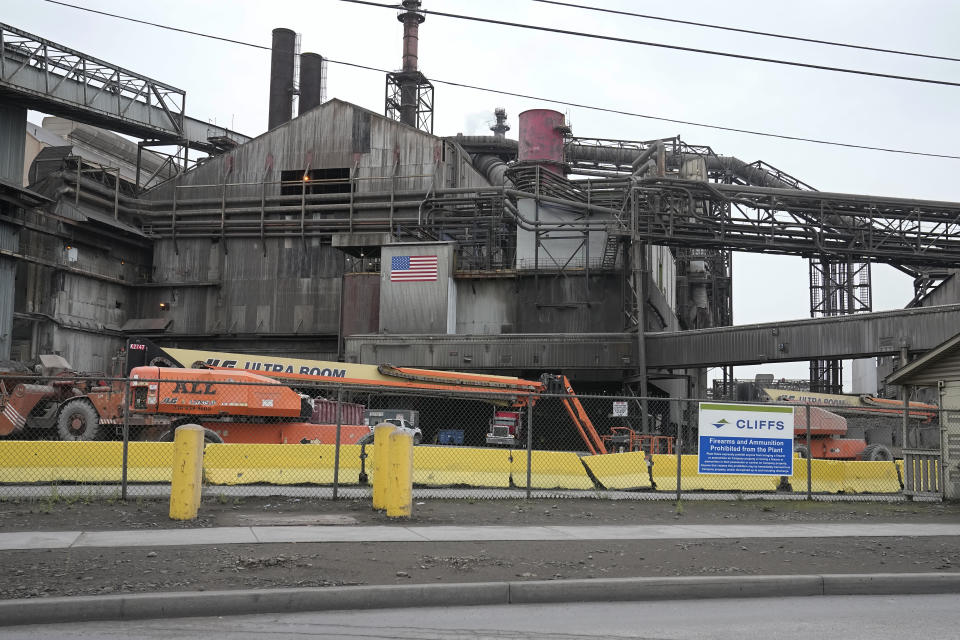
(364, 409), (423, 444)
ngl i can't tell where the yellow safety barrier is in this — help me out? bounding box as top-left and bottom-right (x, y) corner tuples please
(413, 446), (513, 488)
(169, 424), (204, 520)
(202, 443), (363, 485)
(386, 429), (414, 518)
(841, 461), (902, 493)
(372, 424), (395, 510)
(788, 458), (837, 493)
(574, 451), (649, 490)
(0, 441), (173, 483)
(0, 441), (922, 495)
(648, 454), (780, 492)
(512, 450), (594, 490)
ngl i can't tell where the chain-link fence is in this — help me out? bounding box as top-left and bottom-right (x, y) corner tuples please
(0, 373), (943, 501)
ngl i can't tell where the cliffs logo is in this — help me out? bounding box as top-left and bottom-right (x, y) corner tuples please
(713, 418), (729, 429)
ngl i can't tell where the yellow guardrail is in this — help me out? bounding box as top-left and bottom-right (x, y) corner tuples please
(581, 451), (651, 490)
(649, 454), (781, 492)
(413, 446), (513, 488)
(513, 450), (595, 490)
(0, 441), (910, 494)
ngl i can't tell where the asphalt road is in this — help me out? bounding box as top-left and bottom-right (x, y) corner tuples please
(2, 594), (958, 639)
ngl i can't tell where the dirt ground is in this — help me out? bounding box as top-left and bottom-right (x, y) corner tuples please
(2, 496), (960, 600)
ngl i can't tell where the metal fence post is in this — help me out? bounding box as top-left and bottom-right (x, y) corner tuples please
(121, 378), (130, 501)
(805, 403), (812, 500)
(526, 394), (533, 499)
(332, 386), (343, 501)
(675, 398), (683, 503)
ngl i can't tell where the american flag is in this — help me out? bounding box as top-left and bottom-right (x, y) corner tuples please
(390, 255), (438, 282)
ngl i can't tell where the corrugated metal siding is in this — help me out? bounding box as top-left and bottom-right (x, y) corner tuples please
(455, 279), (514, 335)
(380, 243), (454, 334)
(0, 222), (16, 358)
(0, 104), (26, 184)
(342, 273), (380, 336)
(515, 200), (608, 269)
(516, 275), (622, 333)
(311, 399), (364, 425)
(144, 100), (489, 202)
(898, 354), (960, 387)
(345, 333), (635, 370)
(147, 237), (343, 335)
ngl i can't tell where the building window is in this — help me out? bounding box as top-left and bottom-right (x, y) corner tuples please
(280, 168), (353, 196)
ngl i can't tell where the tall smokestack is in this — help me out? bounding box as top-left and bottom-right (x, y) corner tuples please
(398, 0), (425, 127)
(268, 28), (296, 130)
(298, 52), (326, 115)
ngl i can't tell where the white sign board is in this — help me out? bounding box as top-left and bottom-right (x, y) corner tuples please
(698, 403), (794, 476)
(612, 401), (628, 417)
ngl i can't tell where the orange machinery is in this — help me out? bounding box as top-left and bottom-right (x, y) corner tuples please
(128, 366), (370, 444)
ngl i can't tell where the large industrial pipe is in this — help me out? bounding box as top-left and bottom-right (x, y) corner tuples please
(298, 52), (325, 115)
(268, 28), (297, 130)
(398, 0), (425, 127)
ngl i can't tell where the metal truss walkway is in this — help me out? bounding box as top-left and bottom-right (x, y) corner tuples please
(630, 178), (960, 268)
(0, 22), (249, 154)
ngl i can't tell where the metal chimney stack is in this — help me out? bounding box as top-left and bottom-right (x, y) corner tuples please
(398, 0), (425, 127)
(268, 28), (297, 130)
(298, 52), (326, 115)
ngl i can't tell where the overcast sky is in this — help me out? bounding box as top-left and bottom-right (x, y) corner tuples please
(8, 0), (959, 388)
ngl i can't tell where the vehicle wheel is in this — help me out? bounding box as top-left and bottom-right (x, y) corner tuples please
(793, 444), (810, 459)
(357, 433), (375, 446)
(158, 423), (223, 445)
(413, 433), (422, 445)
(863, 444), (893, 461)
(57, 401), (104, 441)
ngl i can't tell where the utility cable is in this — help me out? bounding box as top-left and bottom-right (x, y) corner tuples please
(326, 57), (960, 160)
(338, 0), (960, 89)
(531, 0), (960, 64)
(38, 0), (960, 160)
(42, 0), (272, 50)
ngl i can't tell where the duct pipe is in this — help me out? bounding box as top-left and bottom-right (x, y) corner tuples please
(630, 141), (662, 173)
(298, 53), (325, 115)
(471, 154), (514, 188)
(268, 28), (297, 130)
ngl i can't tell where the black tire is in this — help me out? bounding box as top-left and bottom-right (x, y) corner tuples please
(357, 432), (375, 446)
(158, 422), (223, 445)
(57, 400), (104, 441)
(793, 444), (810, 459)
(413, 433), (422, 445)
(862, 444), (893, 462)
(202, 428), (224, 445)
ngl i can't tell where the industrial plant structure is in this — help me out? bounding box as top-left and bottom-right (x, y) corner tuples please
(4, 0), (960, 419)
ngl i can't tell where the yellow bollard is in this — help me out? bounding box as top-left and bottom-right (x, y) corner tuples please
(168, 424), (205, 520)
(371, 424), (395, 510)
(386, 428), (414, 518)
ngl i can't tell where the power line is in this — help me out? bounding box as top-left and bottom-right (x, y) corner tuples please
(42, 0), (271, 50)
(339, 0), (960, 89)
(39, 0), (960, 160)
(531, 0), (960, 64)
(326, 57), (960, 160)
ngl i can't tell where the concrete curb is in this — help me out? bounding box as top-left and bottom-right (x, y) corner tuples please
(2, 573), (960, 627)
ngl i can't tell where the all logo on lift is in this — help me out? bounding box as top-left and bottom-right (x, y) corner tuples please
(171, 381), (216, 395)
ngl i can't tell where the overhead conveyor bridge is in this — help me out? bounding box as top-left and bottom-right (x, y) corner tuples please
(345, 304), (960, 371)
(0, 22), (249, 154)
